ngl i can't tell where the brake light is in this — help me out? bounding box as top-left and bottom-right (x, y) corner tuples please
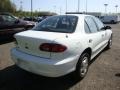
(40, 43), (67, 52)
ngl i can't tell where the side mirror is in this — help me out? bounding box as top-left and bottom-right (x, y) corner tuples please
(101, 26), (112, 30)
(14, 19), (20, 24)
(105, 26), (112, 29)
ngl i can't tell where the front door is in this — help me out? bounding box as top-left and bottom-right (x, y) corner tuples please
(85, 16), (103, 57)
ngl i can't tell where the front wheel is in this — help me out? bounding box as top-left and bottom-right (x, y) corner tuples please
(111, 20), (115, 24)
(106, 35), (112, 49)
(74, 53), (90, 79)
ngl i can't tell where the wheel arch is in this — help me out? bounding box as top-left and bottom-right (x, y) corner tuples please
(81, 47), (92, 60)
(74, 47), (92, 78)
(75, 47), (92, 69)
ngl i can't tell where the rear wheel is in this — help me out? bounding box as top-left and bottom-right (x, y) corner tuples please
(74, 53), (90, 79)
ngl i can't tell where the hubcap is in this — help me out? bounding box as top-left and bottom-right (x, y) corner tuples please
(80, 56), (88, 76)
(109, 38), (112, 47)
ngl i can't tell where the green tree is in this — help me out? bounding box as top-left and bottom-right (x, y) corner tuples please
(0, 0), (57, 17)
(0, 0), (16, 13)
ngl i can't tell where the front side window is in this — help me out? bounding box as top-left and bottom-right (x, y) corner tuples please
(33, 15), (78, 33)
(92, 17), (104, 30)
(85, 16), (98, 33)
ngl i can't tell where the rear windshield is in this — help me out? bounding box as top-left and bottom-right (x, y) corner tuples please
(33, 15), (78, 33)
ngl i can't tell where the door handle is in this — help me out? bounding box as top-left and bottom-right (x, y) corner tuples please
(89, 39), (93, 43)
(102, 34), (104, 37)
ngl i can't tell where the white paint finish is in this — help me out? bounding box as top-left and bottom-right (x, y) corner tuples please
(11, 48), (79, 77)
(11, 14), (112, 77)
(15, 30), (67, 58)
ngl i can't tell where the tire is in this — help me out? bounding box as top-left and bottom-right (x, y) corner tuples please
(111, 20), (115, 24)
(74, 53), (90, 79)
(106, 35), (112, 49)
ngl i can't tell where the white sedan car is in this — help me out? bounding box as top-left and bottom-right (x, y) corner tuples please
(11, 14), (112, 79)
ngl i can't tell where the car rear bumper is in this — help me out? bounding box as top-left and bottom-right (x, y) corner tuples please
(11, 48), (79, 77)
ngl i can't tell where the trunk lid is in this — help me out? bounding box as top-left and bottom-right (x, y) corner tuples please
(15, 30), (66, 59)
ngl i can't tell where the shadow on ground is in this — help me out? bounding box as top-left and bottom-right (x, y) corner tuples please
(0, 37), (14, 45)
(0, 65), (80, 90)
(115, 73), (120, 78)
(0, 46), (111, 90)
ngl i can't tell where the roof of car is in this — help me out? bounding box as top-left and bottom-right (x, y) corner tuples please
(50, 14), (91, 18)
(52, 14), (91, 19)
(66, 14), (91, 17)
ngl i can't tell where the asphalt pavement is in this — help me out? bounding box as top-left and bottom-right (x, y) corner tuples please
(0, 24), (120, 90)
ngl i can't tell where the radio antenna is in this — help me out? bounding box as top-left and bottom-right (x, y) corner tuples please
(66, 0), (67, 14)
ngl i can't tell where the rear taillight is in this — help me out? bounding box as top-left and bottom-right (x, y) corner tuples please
(40, 43), (67, 52)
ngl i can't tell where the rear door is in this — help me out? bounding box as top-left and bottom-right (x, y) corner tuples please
(84, 16), (103, 55)
(2, 15), (16, 28)
(0, 15), (13, 37)
(2, 15), (25, 33)
(92, 16), (108, 47)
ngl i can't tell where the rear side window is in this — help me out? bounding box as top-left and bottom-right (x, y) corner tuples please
(33, 15), (78, 33)
(85, 16), (98, 33)
(2, 15), (16, 22)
